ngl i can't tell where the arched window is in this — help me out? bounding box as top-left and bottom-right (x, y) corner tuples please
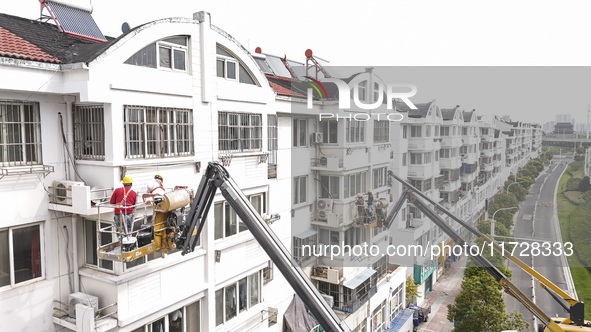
(125, 36), (189, 72)
(216, 45), (257, 85)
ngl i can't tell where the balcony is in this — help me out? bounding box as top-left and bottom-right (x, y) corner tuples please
(460, 163), (477, 175)
(441, 136), (462, 147)
(408, 138), (434, 151)
(462, 135), (478, 145)
(408, 164), (437, 179)
(480, 149), (493, 158)
(481, 133), (494, 142)
(462, 153), (478, 164)
(440, 180), (460, 192)
(439, 158), (461, 170)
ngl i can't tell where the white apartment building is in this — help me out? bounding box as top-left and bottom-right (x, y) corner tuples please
(0, 8), (294, 332)
(0, 4), (545, 332)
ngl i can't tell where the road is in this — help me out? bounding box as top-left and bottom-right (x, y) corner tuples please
(505, 157), (574, 330)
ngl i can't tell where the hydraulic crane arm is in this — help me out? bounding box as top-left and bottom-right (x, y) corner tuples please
(387, 170), (581, 332)
(408, 193), (563, 332)
(177, 162), (351, 332)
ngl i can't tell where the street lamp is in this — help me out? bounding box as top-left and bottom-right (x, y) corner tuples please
(504, 181), (523, 195)
(491, 206), (518, 237)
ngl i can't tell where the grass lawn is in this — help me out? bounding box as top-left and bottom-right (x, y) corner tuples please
(556, 162), (591, 319)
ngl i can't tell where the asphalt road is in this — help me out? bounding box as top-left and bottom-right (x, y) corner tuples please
(505, 157), (574, 330)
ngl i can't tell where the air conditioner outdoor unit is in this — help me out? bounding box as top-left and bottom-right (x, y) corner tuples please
(68, 292), (99, 318)
(317, 199), (333, 212)
(311, 132), (323, 144)
(327, 268), (340, 284)
(52, 180), (84, 206)
(320, 294), (334, 308)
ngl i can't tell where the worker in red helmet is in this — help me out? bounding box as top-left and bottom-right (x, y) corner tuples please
(110, 176), (137, 238)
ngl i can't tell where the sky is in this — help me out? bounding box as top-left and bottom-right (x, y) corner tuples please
(3, 0), (591, 124)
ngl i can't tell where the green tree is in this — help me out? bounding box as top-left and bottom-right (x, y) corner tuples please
(477, 219), (510, 238)
(405, 276), (420, 304)
(545, 151), (554, 160)
(447, 268), (529, 331)
(578, 176), (591, 192)
(488, 193), (519, 228)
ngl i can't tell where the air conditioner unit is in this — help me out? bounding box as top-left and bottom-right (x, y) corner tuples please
(68, 292), (99, 318)
(317, 199), (333, 212)
(327, 268), (340, 284)
(52, 180), (84, 206)
(320, 294), (334, 308)
(311, 132), (324, 144)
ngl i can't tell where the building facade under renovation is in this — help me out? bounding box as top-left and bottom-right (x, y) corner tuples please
(0, 3), (542, 332)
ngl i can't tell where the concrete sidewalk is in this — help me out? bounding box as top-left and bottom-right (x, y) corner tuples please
(417, 255), (467, 332)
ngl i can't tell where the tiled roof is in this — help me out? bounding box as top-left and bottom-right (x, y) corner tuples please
(398, 102), (431, 118)
(269, 81), (305, 98)
(463, 110), (475, 122)
(0, 26), (60, 63)
(0, 13), (114, 64)
(440, 108), (458, 121)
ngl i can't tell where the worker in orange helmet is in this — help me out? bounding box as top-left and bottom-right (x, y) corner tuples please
(110, 176), (137, 238)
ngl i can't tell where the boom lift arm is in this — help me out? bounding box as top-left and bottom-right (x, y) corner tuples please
(176, 162), (351, 332)
(387, 170), (589, 332)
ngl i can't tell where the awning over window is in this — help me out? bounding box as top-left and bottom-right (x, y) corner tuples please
(294, 229), (317, 239)
(343, 268), (376, 289)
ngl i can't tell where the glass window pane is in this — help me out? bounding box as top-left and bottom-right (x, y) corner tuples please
(164, 37), (187, 46)
(12, 225), (41, 284)
(225, 284), (237, 321)
(84, 219), (97, 266)
(239, 64), (255, 85)
(159, 47), (171, 68)
(214, 203), (223, 240)
(217, 60), (225, 77)
(250, 195), (262, 213)
(0, 229), (9, 287)
(215, 289), (223, 326)
(249, 273), (259, 307)
(150, 318), (165, 332)
(330, 177), (340, 199)
(173, 50), (186, 71)
(299, 177), (306, 203)
(226, 61), (236, 79)
(239, 278), (247, 312)
(168, 309), (183, 332)
(225, 204), (237, 237)
(186, 301), (200, 332)
(299, 119), (307, 146)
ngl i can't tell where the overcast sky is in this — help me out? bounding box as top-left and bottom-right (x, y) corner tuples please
(3, 1), (591, 124)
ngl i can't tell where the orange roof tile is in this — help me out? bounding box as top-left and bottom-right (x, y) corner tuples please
(269, 81), (305, 98)
(0, 26), (60, 63)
